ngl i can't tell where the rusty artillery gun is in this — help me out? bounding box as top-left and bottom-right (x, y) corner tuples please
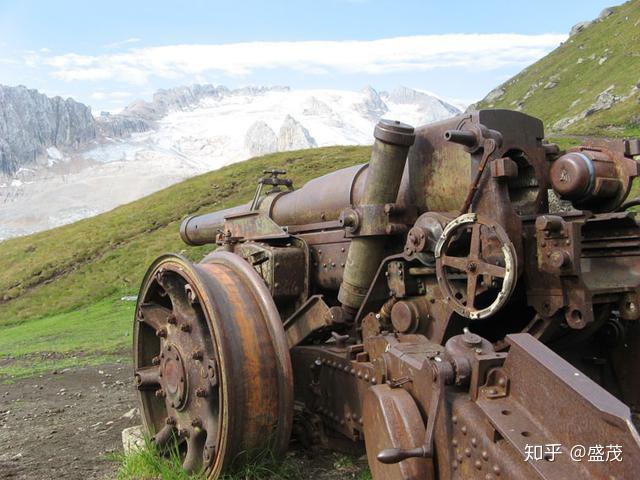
(133, 109), (640, 479)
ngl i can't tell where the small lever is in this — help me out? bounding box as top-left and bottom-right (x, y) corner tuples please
(377, 446), (427, 464)
(376, 362), (447, 464)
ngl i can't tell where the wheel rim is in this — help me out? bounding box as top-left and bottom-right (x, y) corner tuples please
(133, 252), (293, 477)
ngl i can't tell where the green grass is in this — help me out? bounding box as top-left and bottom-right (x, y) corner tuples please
(475, 0), (640, 136)
(113, 437), (206, 480)
(0, 298), (133, 381)
(113, 436), (370, 480)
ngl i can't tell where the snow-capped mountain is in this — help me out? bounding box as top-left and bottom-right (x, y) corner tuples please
(0, 84), (462, 240)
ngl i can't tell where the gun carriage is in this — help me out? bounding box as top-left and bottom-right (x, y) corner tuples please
(133, 109), (640, 479)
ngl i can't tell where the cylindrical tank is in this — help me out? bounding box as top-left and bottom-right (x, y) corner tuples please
(337, 120), (416, 310)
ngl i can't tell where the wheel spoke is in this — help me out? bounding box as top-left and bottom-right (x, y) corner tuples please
(153, 424), (177, 448)
(469, 223), (481, 258)
(160, 273), (191, 311)
(466, 273), (478, 309)
(202, 417), (220, 466)
(441, 255), (468, 271)
(135, 366), (161, 390)
(138, 303), (172, 331)
(183, 429), (206, 473)
(477, 262), (506, 278)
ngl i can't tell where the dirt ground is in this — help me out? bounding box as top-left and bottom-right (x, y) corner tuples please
(0, 363), (369, 480)
(0, 363), (136, 480)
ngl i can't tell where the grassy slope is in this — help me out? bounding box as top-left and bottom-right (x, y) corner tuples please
(476, 0), (640, 136)
(0, 146), (370, 379)
(0, 299), (134, 379)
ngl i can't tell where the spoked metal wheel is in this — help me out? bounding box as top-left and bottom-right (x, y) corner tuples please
(133, 251), (293, 478)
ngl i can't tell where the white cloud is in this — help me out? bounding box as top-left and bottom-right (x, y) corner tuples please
(34, 34), (565, 84)
(103, 37), (141, 49)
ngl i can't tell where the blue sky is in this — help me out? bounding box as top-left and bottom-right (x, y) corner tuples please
(0, 0), (615, 111)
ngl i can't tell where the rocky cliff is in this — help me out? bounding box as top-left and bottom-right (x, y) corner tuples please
(0, 85), (155, 176)
(0, 85), (96, 175)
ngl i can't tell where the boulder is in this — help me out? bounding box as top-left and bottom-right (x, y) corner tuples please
(121, 425), (145, 454)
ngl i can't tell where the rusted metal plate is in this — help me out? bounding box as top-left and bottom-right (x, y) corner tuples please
(363, 384), (432, 480)
(476, 334), (640, 480)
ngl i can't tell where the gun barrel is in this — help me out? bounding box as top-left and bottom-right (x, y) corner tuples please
(180, 204), (249, 246)
(179, 164), (370, 246)
(444, 129), (479, 149)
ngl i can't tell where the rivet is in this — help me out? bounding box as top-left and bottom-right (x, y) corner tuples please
(475, 460), (482, 470)
(452, 439), (458, 447)
(471, 437), (478, 447)
(452, 461), (458, 470)
(465, 448), (472, 457)
(452, 415), (458, 424)
(493, 465), (501, 475)
(482, 451), (489, 461)
(461, 425), (467, 435)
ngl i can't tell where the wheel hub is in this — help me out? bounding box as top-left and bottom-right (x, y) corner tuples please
(161, 344), (188, 410)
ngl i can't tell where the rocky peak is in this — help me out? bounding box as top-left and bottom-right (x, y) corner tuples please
(356, 85), (388, 120)
(277, 115), (317, 151)
(383, 86), (461, 122)
(244, 121), (278, 156)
